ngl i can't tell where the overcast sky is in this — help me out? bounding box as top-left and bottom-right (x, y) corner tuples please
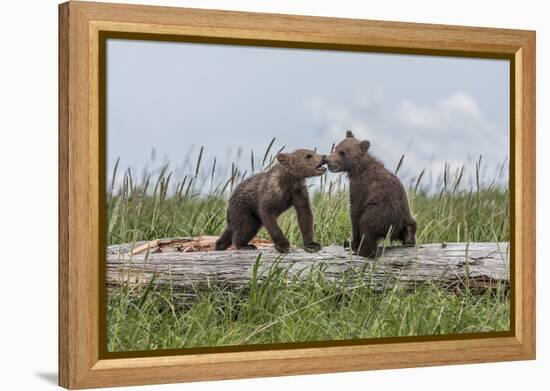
(107, 39), (509, 190)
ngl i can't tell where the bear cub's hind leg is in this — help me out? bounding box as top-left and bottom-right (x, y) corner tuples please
(215, 227), (233, 251)
(400, 222), (417, 247)
(232, 219), (261, 250)
(356, 233), (378, 258)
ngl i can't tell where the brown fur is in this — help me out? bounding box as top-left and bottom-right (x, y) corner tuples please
(326, 131), (416, 257)
(215, 149), (326, 253)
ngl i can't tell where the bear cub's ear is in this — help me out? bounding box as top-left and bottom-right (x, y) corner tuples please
(346, 130), (355, 138)
(359, 140), (370, 153)
(276, 153), (289, 165)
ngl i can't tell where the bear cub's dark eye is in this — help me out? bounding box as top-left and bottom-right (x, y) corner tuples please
(339, 151), (346, 157)
(306, 154), (313, 159)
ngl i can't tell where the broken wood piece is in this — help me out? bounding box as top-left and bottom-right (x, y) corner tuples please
(129, 236), (274, 255)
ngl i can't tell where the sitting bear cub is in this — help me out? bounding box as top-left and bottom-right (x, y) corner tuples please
(215, 149), (326, 253)
(326, 131), (416, 258)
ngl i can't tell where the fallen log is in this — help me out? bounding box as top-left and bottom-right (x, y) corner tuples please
(107, 237), (509, 296)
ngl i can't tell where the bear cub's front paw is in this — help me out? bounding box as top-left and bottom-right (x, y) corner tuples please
(274, 241), (291, 253)
(304, 241), (322, 252)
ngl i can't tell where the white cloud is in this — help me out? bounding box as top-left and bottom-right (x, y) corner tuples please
(397, 92), (488, 132)
(441, 92), (481, 116)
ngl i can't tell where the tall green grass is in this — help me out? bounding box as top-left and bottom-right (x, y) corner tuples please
(106, 145), (510, 352)
(107, 266), (509, 351)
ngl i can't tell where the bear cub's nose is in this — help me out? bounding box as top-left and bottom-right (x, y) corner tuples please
(321, 155), (327, 163)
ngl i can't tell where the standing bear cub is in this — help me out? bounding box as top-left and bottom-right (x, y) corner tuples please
(215, 149), (326, 253)
(326, 131), (416, 258)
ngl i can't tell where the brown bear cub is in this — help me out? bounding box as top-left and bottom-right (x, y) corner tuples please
(326, 131), (416, 258)
(215, 149), (326, 253)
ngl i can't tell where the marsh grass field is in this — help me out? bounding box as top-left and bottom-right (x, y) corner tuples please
(106, 143), (510, 352)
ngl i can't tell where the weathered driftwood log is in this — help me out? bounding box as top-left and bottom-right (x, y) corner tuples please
(107, 237), (509, 296)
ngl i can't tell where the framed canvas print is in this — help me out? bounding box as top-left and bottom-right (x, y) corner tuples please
(58, 1), (536, 389)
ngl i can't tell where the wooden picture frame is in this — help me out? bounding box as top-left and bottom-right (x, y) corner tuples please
(59, 1), (536, 389)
